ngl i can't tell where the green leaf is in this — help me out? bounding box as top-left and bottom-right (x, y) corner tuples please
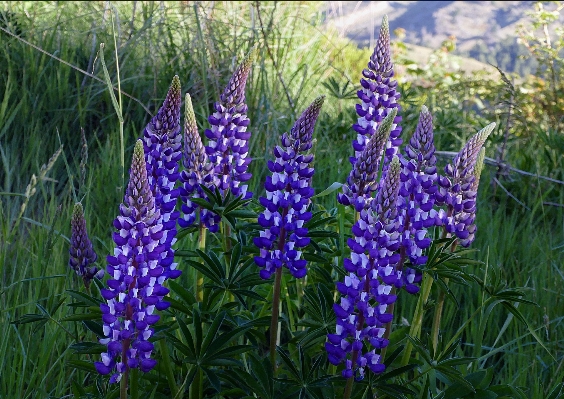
(69, 342), (106, 354)
(312, 182), (343, 198)
(67, 359), (97, 373)
(66, 289), (102, 307)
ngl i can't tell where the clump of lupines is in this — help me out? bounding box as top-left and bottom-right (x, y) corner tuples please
(95, 140), (178, 383)
(178, 94), (216, 231)
(436, 123), (495, 246)
(396, 106), (438, 293)
(254, 96), (325, 279)
(351, 15), (402, 168)
(142, 75), (182, 280)
(338, 109), (397, 210)
(69, 202), (102, 288)
(205, 48), (256, 201)
(326, 157), (402, 379)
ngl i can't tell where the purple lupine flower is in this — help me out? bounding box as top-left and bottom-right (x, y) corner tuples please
(142, 75), (182, 281)
(205, 48), (256, 200)
(458, 147), (486, 247)
(95, 140), (175, 383)
(69, 202), (103, 288)
(254, 96), (325, 279)
(178, 93), (219, 232)
(338, 108), (397, 210)
(436, 123), (495, 245)
(351, 15), (402, 169)
(326, 157), (402, 379)
(397, 106), (438, 292)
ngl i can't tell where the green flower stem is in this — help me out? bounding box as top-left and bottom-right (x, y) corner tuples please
(270, 266), (283, 372)
(196, 221), (206, 302)
(130, 368), (139, 399)
(401, 273), (433, 366)
(343, 376), (354, 399)
(430, 211), (457, 354)
(270, 207), (289, 372)
(189, 368), (203, 399)
(159, 339), (179, 398)
(120, 367), (129, 399)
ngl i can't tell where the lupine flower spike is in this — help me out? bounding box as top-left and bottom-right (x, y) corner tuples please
(69, 202), (102, 288)
(95, 140), (176, 383)
(179, 93), (216, 231)
(459, 147), (486, 247)
(327, 156), (402, 380)
(436, 123), (495, 245)
(142, 75), (183, 281)
(254, 96), (325, 279)
(205, 47), (257, 201)
(397, 106), (438, 292)
(352, 15), (402, 169)
(338, 108), (397, 210)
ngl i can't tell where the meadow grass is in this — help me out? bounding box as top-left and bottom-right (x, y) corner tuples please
(1, 1), (563, 397)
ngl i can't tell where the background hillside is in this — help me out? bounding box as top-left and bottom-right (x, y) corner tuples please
(324, 1), (563, 75)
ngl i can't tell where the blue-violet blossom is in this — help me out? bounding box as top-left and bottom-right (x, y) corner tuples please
(351, 16), (402, 169)
(254, 96), (325, 279)
(205, 48), (256, 200)
(326, 157), (402, 380)
(338, 109), (397, 210)
(179, 93), (217, 231)
(436, 123), (495, 246)
(69, 202), (103, 288)
(142, 75), (183, 280)
(396, 106), (438, 293)
(95, 140), (175, 383)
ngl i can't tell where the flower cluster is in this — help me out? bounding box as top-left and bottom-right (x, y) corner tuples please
(141, 76), (183, 280)
(351, 15), (402, 168)
(254, 96), (325, 279)
(205, 49), (256, 200)
(396, 106), (438, 292)
(95, 140), (178, 383)
(436, 123), (495, 246)
(338, 109), (397, 210)
(69, 202), (102, 288)
(178, 94), (217, 231)
(327, 157), (402, 379)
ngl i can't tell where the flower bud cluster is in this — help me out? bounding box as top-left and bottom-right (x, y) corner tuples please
(339, 109), (396, 210)
(95, 141), (179, 383)
(397, 106), (438, 290)
(352, 16), (402, 168)
(436, 123), (495, 246)
(205, 50), (255, 200)
(178, 94), (219, 232)
(142, 76), (183, 280)
(326, 157), (402, 379)
(69, 203), (103, 287)
(253, 97), (324, 279)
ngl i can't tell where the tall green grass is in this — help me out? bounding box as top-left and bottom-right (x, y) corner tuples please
(0, 1), (563, 397)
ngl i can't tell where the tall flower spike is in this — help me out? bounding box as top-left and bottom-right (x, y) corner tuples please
(459, 147), (486, 247)
(327, 157), (402, 380)
(179, 94), (218, 231)
(436, 123), (495, 243)
(96, 140), (176, 383)
(398, 106), (438, 281)
(338, 108), (397, 210)
(254, 96), (325, 279)
(142, 75), (182, 281)
(69, 203), (102, 288)
(352, 15), (402, 169)
(205, 47), (257, 200)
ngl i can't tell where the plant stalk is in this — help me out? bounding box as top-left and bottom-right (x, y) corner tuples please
(159, 339), (179, 398)
(401, 273), (433, 366)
